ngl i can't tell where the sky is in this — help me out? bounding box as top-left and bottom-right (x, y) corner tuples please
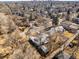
(0, 0), (79, 1)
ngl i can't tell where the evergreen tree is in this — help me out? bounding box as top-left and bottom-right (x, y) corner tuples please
(52, 15), (59, 25)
